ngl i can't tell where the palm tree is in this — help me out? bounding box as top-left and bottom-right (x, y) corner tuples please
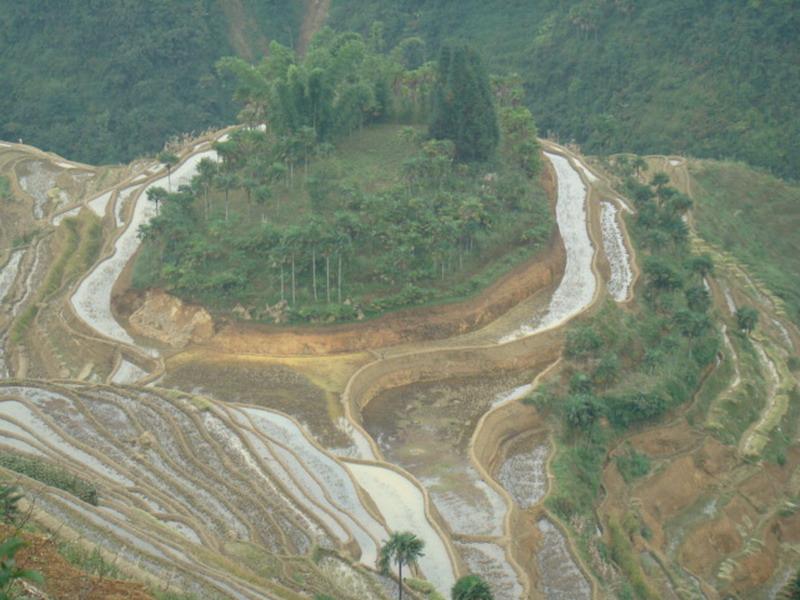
(451, 575), (494, 600)
(632, 156), (647, 178)
(146, 186), (168, 215)
(215, 172), (239, 222)
(379, 531), (425, 600)
(157, 151), (179, 192)
(195, 157), (218, 219)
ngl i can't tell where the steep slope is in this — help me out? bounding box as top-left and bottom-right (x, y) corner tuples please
(330, 0), (800, 179)
(0, 1), (304, 165)
(689, 160), (800, 325)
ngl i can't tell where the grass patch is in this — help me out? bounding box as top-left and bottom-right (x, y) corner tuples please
(615, 447), (651, 483)
(686, 343), (734, 426)
(762, 383), (800, 466)
(0, 175), (11, 200)
(9, 213), (102, 344)
(546, 438), (606, 520)
(706, 334), (766, 445)
(691, 160), (800, 325)
(57, 540), (121, 578)
(608, 516), (659, 600)
(0, 452), (98, 505)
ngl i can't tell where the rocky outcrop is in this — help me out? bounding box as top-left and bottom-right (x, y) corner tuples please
(128, 289), (213, 348)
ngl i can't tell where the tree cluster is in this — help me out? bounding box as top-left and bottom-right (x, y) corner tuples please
(137, 34), (549, 323)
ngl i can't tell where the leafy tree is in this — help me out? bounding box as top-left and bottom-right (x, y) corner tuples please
(565, 394), (600, 432)
(379, 531), (425, 600)
(632, 157), (648, 178)
(157, 151), (179, 192)
(736, 306), (759, 335)
(452, 574), (494, 600)
(685, 285), (711, 313)
(146, 187), (168, 215)
(779, 568), (800, 599)
(430, 44), (499, 162)
(0, 486), (43, 599)
(688, 254), (714, 280)
(643, 256), (683, 296)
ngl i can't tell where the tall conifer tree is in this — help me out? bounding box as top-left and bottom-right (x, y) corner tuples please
(430, 44), (499, 162)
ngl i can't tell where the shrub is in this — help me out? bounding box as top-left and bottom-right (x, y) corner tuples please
(565, 326), (602, 359)
(615, 448), (651, 483)
(0, 453), (98, 505)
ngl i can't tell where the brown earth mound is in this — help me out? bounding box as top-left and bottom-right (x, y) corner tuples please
(127, 289), (214, 348)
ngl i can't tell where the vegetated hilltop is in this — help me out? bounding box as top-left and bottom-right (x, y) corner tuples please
(689, 159), (800, 325)
(133, 32), (552, 323)
(331, 0), (800, 180)
(0, 0), (303, 165)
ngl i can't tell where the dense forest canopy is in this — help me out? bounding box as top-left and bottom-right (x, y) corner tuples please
(330, 0), (800, 179)
(1, 1), (797, 178)
(134, 30), (551, 322)
(0, 0), (302, 165)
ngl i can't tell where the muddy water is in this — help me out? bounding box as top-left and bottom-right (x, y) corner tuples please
(500, 152), (596, 343)
(71, 147), (219, 350)
(17, 159), (60, 219)
(455, 541), (524, 599)
(363, 372), (532, 537)
(346, 461), (456, 593)
(536, 518), (591, 599)
(497, 433), (550, 509)
(162, 360), (353, 449)
(600, 201), (633, 302)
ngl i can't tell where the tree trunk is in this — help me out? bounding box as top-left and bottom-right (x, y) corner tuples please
(280, 263), (285, 301)
(337, 254), (342, 303)
(312, 249), (317, 301)
(398, 561), (403, 600)
(225, 189), (229, 222)
(291, 254), (296, 305)
(326, 255), (330, 303)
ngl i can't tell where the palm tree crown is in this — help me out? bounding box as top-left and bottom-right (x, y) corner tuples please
(379, 531), (425, 600)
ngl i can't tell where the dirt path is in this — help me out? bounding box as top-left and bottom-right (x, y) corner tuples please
(299, 0), (330, 55)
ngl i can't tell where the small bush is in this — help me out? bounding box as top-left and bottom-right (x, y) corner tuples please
(0, 453), (98, 505)
(57, 542), (120, 578)
(616, 448), (651, 483)
(565, 325), (602, 359)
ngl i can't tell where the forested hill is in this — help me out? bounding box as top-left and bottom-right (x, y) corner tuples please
(3, 1), (798, 177)
(331, 0), (800, 179)
(0, 1), (302, 165)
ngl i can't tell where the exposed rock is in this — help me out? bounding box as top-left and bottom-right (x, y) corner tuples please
(262, 300), (289, 324)
(128, 289), (213, 348)
(232, 304), (252, 320)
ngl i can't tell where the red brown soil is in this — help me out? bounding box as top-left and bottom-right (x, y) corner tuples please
(636, 438), (735, 523)
(128, 289), (214, 348)
(1, 525), (152, 599)
(628, 421), (701, 458)
(728, 523), (781, 595)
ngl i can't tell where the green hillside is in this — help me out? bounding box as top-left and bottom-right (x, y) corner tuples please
(2, 1), (798, 178)
(330, 0), (800, 180)
(690, 160), (800, 324)
(0, 1), (302, 165)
